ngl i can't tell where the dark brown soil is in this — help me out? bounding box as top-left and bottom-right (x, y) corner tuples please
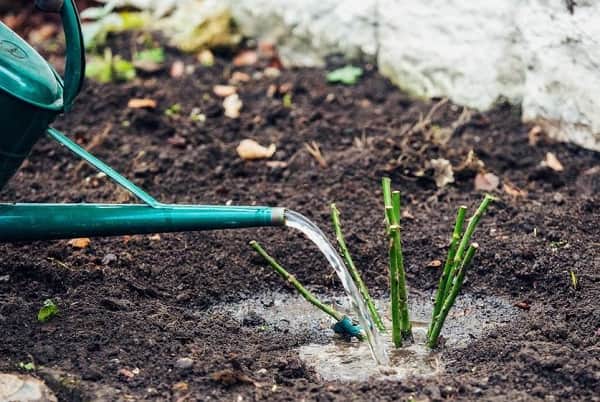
(0, 29), (599, 401)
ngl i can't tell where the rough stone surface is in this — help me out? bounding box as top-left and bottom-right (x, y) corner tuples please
(229, 0), (600, 151)
(99, 0), (600, 151)
(0, 373), (57, 402)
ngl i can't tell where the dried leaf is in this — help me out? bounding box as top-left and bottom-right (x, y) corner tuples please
(305, 141), (327, 168)
(236, 139), (276, 160)
(167, 135), (187, 148)
(401, 209), (415, 220)
(456, 150), (485, 172)
(210, 369), (261, 387)
(266, 161), (288, 168)
(429, 158), (454, 188)
(67, 238), (91, 249)
(213, 85), (237, 97)
(514, 301), (530, 310)
(230, 71), (251, 84)
(474, 172), (500, 191)
(233, 50), (258, 66)
(503, 181), (527, 198)
(172, 381), (189, 393)
(542, 152), (564, 172)
(223, 94), (243, 118)
(148, 234), (162, 241)
(528, 125), (544, 146)
(170, 60), (185, 78)
(128, 98), (157, 109)
(118, 368), (135, 379)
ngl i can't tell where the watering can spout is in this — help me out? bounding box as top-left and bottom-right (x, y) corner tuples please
(0, 204), (286, 242)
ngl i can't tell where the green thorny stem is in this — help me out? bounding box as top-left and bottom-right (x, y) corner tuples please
(428, 194), (494, 347)
(428, 243), (478, 348)
(427, 205), (467, 338)
(383, 178), (412, 347)
(330, 204), (386, 332)
(249, 241), (342, 321)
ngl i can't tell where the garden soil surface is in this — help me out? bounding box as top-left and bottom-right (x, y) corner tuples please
(0, 30), (599, 401)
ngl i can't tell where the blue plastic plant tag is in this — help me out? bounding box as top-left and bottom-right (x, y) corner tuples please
(332, 316), (362, 338)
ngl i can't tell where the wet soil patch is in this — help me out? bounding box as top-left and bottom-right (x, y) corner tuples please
(0, 31), (599, 401)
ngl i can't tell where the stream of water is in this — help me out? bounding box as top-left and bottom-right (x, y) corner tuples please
(284, 210), (389, 365)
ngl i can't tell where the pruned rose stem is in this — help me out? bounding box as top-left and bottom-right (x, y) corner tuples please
(428, 243), (478, 348)
(383, 177), (412, 346)
(330, 203), (386, 332)
(450, 194), (494, 285)
(392, 190), (412, 341)
(249, 240), (342, 322)
(428, 205), (467, 338)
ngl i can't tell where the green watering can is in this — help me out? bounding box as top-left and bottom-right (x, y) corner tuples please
(0, 0), (285, 242)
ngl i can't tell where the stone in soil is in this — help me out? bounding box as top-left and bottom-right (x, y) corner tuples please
(0, 373), (57, 402)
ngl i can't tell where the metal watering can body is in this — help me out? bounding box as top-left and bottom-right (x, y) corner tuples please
(0, 1), (284, 242)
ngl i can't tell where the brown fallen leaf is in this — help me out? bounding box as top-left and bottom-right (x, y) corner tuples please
(118, 368), (135, 379)
(429, 158), (454, 188)
(127, 98), (157, 109)
(67, 238), (91, 249)
(28, 23), (57, 44)
(503, 180), (528, 198)
(223, 94), (243, 118)
(148, 234), (161, 241)
(456, 149), (485, 173)
(514, 301), (530, 310)
(213, 85), (237, 97)
(230, 71), (251, 84)
(528, 125), (544, 146)
(266, 161), (288, 169)
(305, 141), (327, 168)
(266, 84), (277, 97)
(233, 50), (258, 66)
(236, 139), (276, 160)
(474, 172), (499, 191)
(401, 209), (415, 220)
(167, 135), (187, 148)
(427, 260), (442, 268)
(210, 369), (262, 387)
(542, 152), (564, 172)
(170, 60), (185, 78)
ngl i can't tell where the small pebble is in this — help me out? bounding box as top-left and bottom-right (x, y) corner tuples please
(102, 253), (118, 265)
(552, 193), (565, 204)
(174, 357), (194, 370)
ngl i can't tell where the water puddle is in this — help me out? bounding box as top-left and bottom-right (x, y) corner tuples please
(210, 290), (515, 382)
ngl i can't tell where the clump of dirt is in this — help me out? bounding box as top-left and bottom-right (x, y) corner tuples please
(0, 28), (598, 401)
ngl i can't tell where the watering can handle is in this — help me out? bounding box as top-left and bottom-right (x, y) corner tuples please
(35, 0), (85, 111)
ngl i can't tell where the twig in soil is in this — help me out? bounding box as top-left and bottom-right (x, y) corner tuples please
(305, 141), (327, 168)
(330, 203), (386, 332)
(382, 178), (412, 346)
(428, 194), (494, 347)
(249, 240), (362, 340)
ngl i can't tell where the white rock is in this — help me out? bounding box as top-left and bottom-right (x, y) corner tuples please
(98, 0), (600, 151)
(0, 373), (57, 402)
